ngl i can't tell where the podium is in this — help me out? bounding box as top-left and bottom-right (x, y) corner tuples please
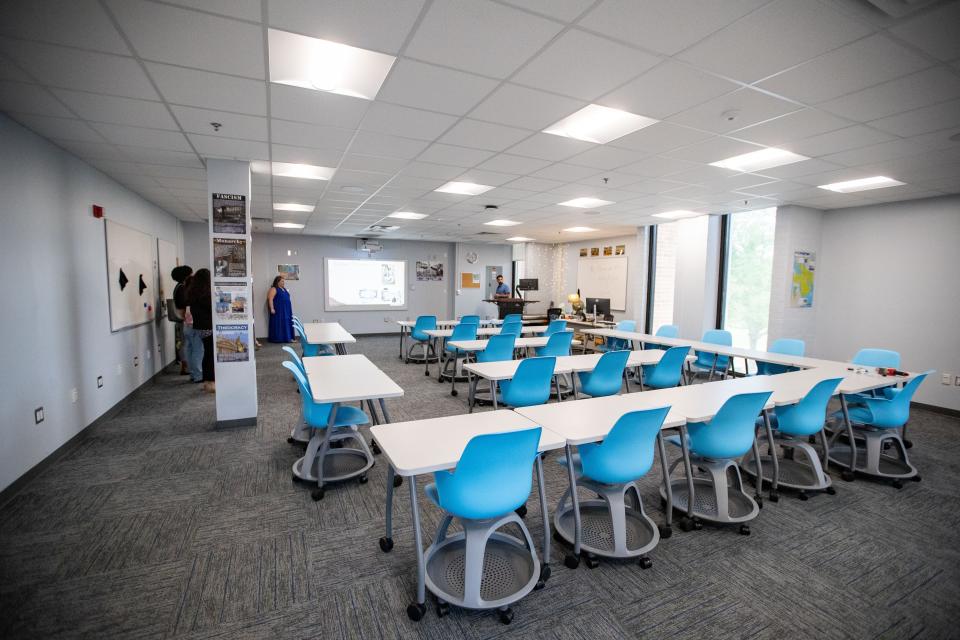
(484, 298), (538, 319)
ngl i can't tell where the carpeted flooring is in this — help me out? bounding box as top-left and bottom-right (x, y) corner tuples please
(2, 337), (959, 639)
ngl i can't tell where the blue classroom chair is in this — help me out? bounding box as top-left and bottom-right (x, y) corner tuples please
(407, 315), (438, 367)
(535, 331), (573, 357)
(543, 319), (568, 336)
(576, 350), (630, 398)
(440, 321), (478, 382)
(499, 320), (523, 337)
(687, 329), (732, 381)
(645, 324), (678, 350)
(498, 357), (557, 408)
(640, 346), (690, 390)
(503, 313), (523, 324)
(598, 320), (635, 352)
(755, 338), (805, 375)
(459, 315), (480, 325)
(467, 334), (517, 412)
(282, 346), (311, 444)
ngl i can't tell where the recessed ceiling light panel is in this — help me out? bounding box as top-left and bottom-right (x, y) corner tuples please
(544, 104), (658, 144)
(507, 236), (534, 242)
(274, 202), (315, 212)
(273, 222), (305, 229)
(484, 219), (521, 227)
(268, 29), (396, 100)
(253, 161), (335, 181)
(709, 148), (808, 172)
(652, 210), (702, 220)
(434, 181), (494, 196)
(563, 226), (596, 232)
(817, 176), (905, 193)
(558, 197), (614, 208)
(388, 211), (428, 220)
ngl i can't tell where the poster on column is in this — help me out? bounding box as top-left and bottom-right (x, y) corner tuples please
(213, 238), (247, 277)
(216, 324), (250, 362)
(212, 193), (247, 234)
(215, 282), (249, 321)
(790, 251), (816, 308)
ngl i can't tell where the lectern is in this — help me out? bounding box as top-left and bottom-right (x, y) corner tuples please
(484, 298), (537, 319)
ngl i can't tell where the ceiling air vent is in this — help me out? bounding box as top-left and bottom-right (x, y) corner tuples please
(367, 224), (399, 233)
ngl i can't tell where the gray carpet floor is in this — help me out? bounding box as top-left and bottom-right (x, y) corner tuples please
(2, 337), (959, 639)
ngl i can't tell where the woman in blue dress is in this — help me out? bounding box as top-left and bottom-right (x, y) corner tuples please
(267, 274), (294, 343)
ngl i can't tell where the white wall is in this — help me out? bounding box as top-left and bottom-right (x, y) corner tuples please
(672, 216), (721, 339)
(453, 242), (514, 319)
(814, 195), (960, 410)
(518, 242), (565, 315)
(0, 114), (182, 491)
(561, 233), (644, 322)
(768, 205), (824, 353)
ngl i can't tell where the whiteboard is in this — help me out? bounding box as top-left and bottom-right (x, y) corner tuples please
(576, 256), (628, 311)
(105, 219), (156, 331)
(324, 258), (407, 311)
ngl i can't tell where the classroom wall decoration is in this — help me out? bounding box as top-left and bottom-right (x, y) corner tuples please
(211, 193), (246, 234)
(277, 263), (300, 280)
(791, 250), (816, 308)
(215, 323), (250, 362)
(416, 260), (444, 281)
(213, 238), (247, 277)
(603, 246), (613, 256)
(105, 219), (155, 332)
(590, 247), (600, 257)
(461, 272), (480, 288)
(615, 245), (626, 255)
(579, 248), (587, 257)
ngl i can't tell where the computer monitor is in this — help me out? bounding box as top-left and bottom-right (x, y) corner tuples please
(517, 278), (539, 291)
(584, 297), (611, 319)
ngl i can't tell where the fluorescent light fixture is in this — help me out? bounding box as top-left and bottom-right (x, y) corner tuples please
(273, 222), (305, 229)
(484, 219), (521, 227)
(563, 226), (596, 232)
(274, 202), (315, 212)
(507, 236), (534, 242)
(817, 176), (906, 193)
(544, 104), (658, 144)
(254, 161), (335, 181)
(558, 197), (614, 208)
(388, 211), (428, 220)
(652, 209), (702, 220)
(709, 147), (808, 172)
(268, 29), (396, 100)
(434, 181), (494, 196)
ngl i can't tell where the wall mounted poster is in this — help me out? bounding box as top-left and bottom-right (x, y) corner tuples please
(791, 251), (816, 308)
(215, 282), (248, 321)
(615, 245), (626, 255)
(579, 248), (588, 257)
(277, 264), (300, 281)
(461, 272), (480, 288)
(416, 260), (444, 281)
(105, 219), (155, 332)
(212, 193), (246, 234)
(213, 238), (247, 277)
(216, 324), (250, 362)
(603, 246), (613, 256)
(590, 247), (600, 257)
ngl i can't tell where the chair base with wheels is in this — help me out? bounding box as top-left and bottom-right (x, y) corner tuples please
(741, 431), (834, 499)
(406, 339), (438, 364)
(554, 454), (659, 564)
(826, 424), (918, 485)
(292, 425), (375, 490)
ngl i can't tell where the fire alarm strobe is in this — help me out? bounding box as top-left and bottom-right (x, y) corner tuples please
(92, 204), (104, 218)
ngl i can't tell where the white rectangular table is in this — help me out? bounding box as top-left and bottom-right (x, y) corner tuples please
(397, 318), (502, 359)
(302, 322), (356, 355)
(370, 411), (566, 616)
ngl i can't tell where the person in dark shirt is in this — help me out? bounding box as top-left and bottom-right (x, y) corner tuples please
(171, 265), (192, 376)
(185, 268), (215, 393)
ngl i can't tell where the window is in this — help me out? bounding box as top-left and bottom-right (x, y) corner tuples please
(645, 221), (680, 333)
(719, 207), (777, 353)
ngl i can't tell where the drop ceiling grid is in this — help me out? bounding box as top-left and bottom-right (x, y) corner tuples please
(0, 0), (956, 239)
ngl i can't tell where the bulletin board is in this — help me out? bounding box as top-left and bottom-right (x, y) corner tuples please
(105, 219), (156, 331)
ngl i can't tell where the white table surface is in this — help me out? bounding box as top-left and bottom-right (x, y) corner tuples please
(463, 349), (676, 381)
(303, 354), (404, 404)
(302, 322), (357, 345)
(370, 410), (565, 475)
(424, 325), (545, 338)
(448, 336), (582, 351)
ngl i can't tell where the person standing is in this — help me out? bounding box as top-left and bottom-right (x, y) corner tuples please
(185, 268), (215, 392)
(267, 274), (294, 343)
(494, 274), (511, 299)
(171, 265), (193, 377)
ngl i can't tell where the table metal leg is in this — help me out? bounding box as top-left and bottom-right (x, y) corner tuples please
(407, 475), (427, 616)
(490, 379), (499, 410)
(468, 373), (478, 413)
(656, 432), (673, 536)
(839, 395), (857, 480)
(535, 455), (550, 565)
(399, 326), (405, 360)
(750, 435), (764, 504)
(708, 354), (718, 381)
(762, 409), (779, 499)
(311, 402), (338, 500)
(383, 466), (395, 545)
(679, 425), (696, 523)
(450, 355), (458, 396)
(564, 443), (583, 557)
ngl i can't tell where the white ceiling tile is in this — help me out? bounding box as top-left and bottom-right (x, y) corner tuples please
(564, 145), (645, 170)
(454, 169), (520, 187)
(667, 87), (802, 135)
(0, 81), (73, 117)
(171, 105), (268, 140)
(404, 0), (562, 78)
(820, 67), (960, 122)
(505, 132), (594, 161)
(0, 54), (31, 82)
(618, 155), (699, 177)
(867, 99), (960, 138)
(270, 143), (342, 167)
(789, 125), (895, 157)
(610, 121), (713, 154)
(137, 163), (206, 179)
(665, 164), (741, 186)
(757, 34), (932, 104)
(360, 102), (457, 141)
(118, 146), (203, 167)
(52, 139), (125, 160)
(53, 90), (178, 129)
(758, 158), (844, 181)
(267, 0), (424, 55)
(267, 118), (350, 149)
(439, 119), (532, 152)
(0, 0), (129, 55)
(415, 143), (495, 167)
(469, 83), (587, 131)
(730, 108), (852, 147)
(600, 60), (739, 120)
(147, 62), (266, 115)
(506, 176), (565, 192)
(477, 154), (552, 174)
(161, 0), (262, 21)
(377, 59), (499, 115)
(348, 131), (430, 159)
(580, 0), (767, 56)
(820, 138), (930, 167)
(498, 0), (594, 22)
(888, 2), (960, 62)
(512, 29), (661, 101)
(530, 163), (599, 182)
(90, 122), (191, 151)
(400, 161), (466, 180)
(11, 114), (103, 142)
(0, 40), (158, 99)
(187, 134), (268, 160)
(269, 83), (368, 127)
(662, 136), (764, 164)
(108, 0), (264, 78)
(677, 0), (873, 83)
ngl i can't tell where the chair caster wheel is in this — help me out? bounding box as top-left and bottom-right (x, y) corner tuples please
(450, 389), (458, 397)
(912, 475), (921, 482)
(841, 470), (855, 482)
(638, 557), (653, 570)
(692, 518), (703, 531)
(768, 491), (779, 503)
(371, 441), (381, 455)
(535, 580), (546, 590)
(498, 607), (514, 625)
(406, 602), (426, 621)
(436, 602), (449, 618)
(904, 439), (913, 449)
(358, 474), (368, 484)
(378, 537), (393, 553)
(564, 554), (580, 569)
(825, 486), (836, 495)
(540, 564), (551, 582)
(739, 525), (751, 536)
(515, 504), (527, 519)
(797, 491), (808, 501)
(892, 480), (903, 489)
(424, 371), (430, 377)
(754, 495), (763, 508)
(658, 524), (672, 539)
(393, 475), (403, 488)
(311, 488), (325, 501)
(287, 436), (296, 444)
(583, 552), (599, 569)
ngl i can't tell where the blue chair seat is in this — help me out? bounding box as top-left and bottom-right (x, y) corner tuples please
(328, 405), (370, 428)
(664, 434), (688, 449)
(425, 482), (441, 508)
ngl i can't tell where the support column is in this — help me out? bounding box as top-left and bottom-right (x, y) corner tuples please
(207, 159), (258, 428)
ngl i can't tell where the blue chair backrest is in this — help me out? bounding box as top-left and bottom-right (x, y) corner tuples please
(501, 357), (556, 408)
(434, 427), (541, 520)
(757, 338), (805, 375)
(282, 360), (333, 426)
(536, 330), (573, 357)
(476, 334), (516, 363)
(688, 391), (772, 459)
(858, 372), (930, 429)
(411, 315), (438, 341)
(544, 319), (567, 336)
(579, 350), (630, 397)
(447, 322), (478, 351)
(282, 345), (307, 377)
(503, 313), (522, 323)
(580, 407), (670, 485)
(775, 377), (841, 437)
(656, 324), (679, 338)
(695, 329), (732, 370)
(500, 321), (523, 336)
(852, 348), (900, 369)
(460, 315), (480, 325)
(644, 346), (690, 389)
(607, 319), (636, 350)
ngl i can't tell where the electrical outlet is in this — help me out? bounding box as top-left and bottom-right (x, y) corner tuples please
(943, 373), (952, 385)
(34, 407), (44, 424)
(97, 376), (104, 388)
(133, 356), (139, 368)
(955, 375), (960, 387)
(70, 388), (78, 403)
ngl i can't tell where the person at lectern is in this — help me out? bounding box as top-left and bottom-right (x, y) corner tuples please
(494, 274), (511, 299)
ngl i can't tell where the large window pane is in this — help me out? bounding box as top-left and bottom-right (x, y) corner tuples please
(649, 221), (679, 332)
(722, 207), (777, 352)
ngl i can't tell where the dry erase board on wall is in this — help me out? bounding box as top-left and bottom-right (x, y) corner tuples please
(105, 219), (156, 331)
(576, 255), (627, 311)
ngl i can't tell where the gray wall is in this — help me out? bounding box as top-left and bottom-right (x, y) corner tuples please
(0, 114), (182, 491)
